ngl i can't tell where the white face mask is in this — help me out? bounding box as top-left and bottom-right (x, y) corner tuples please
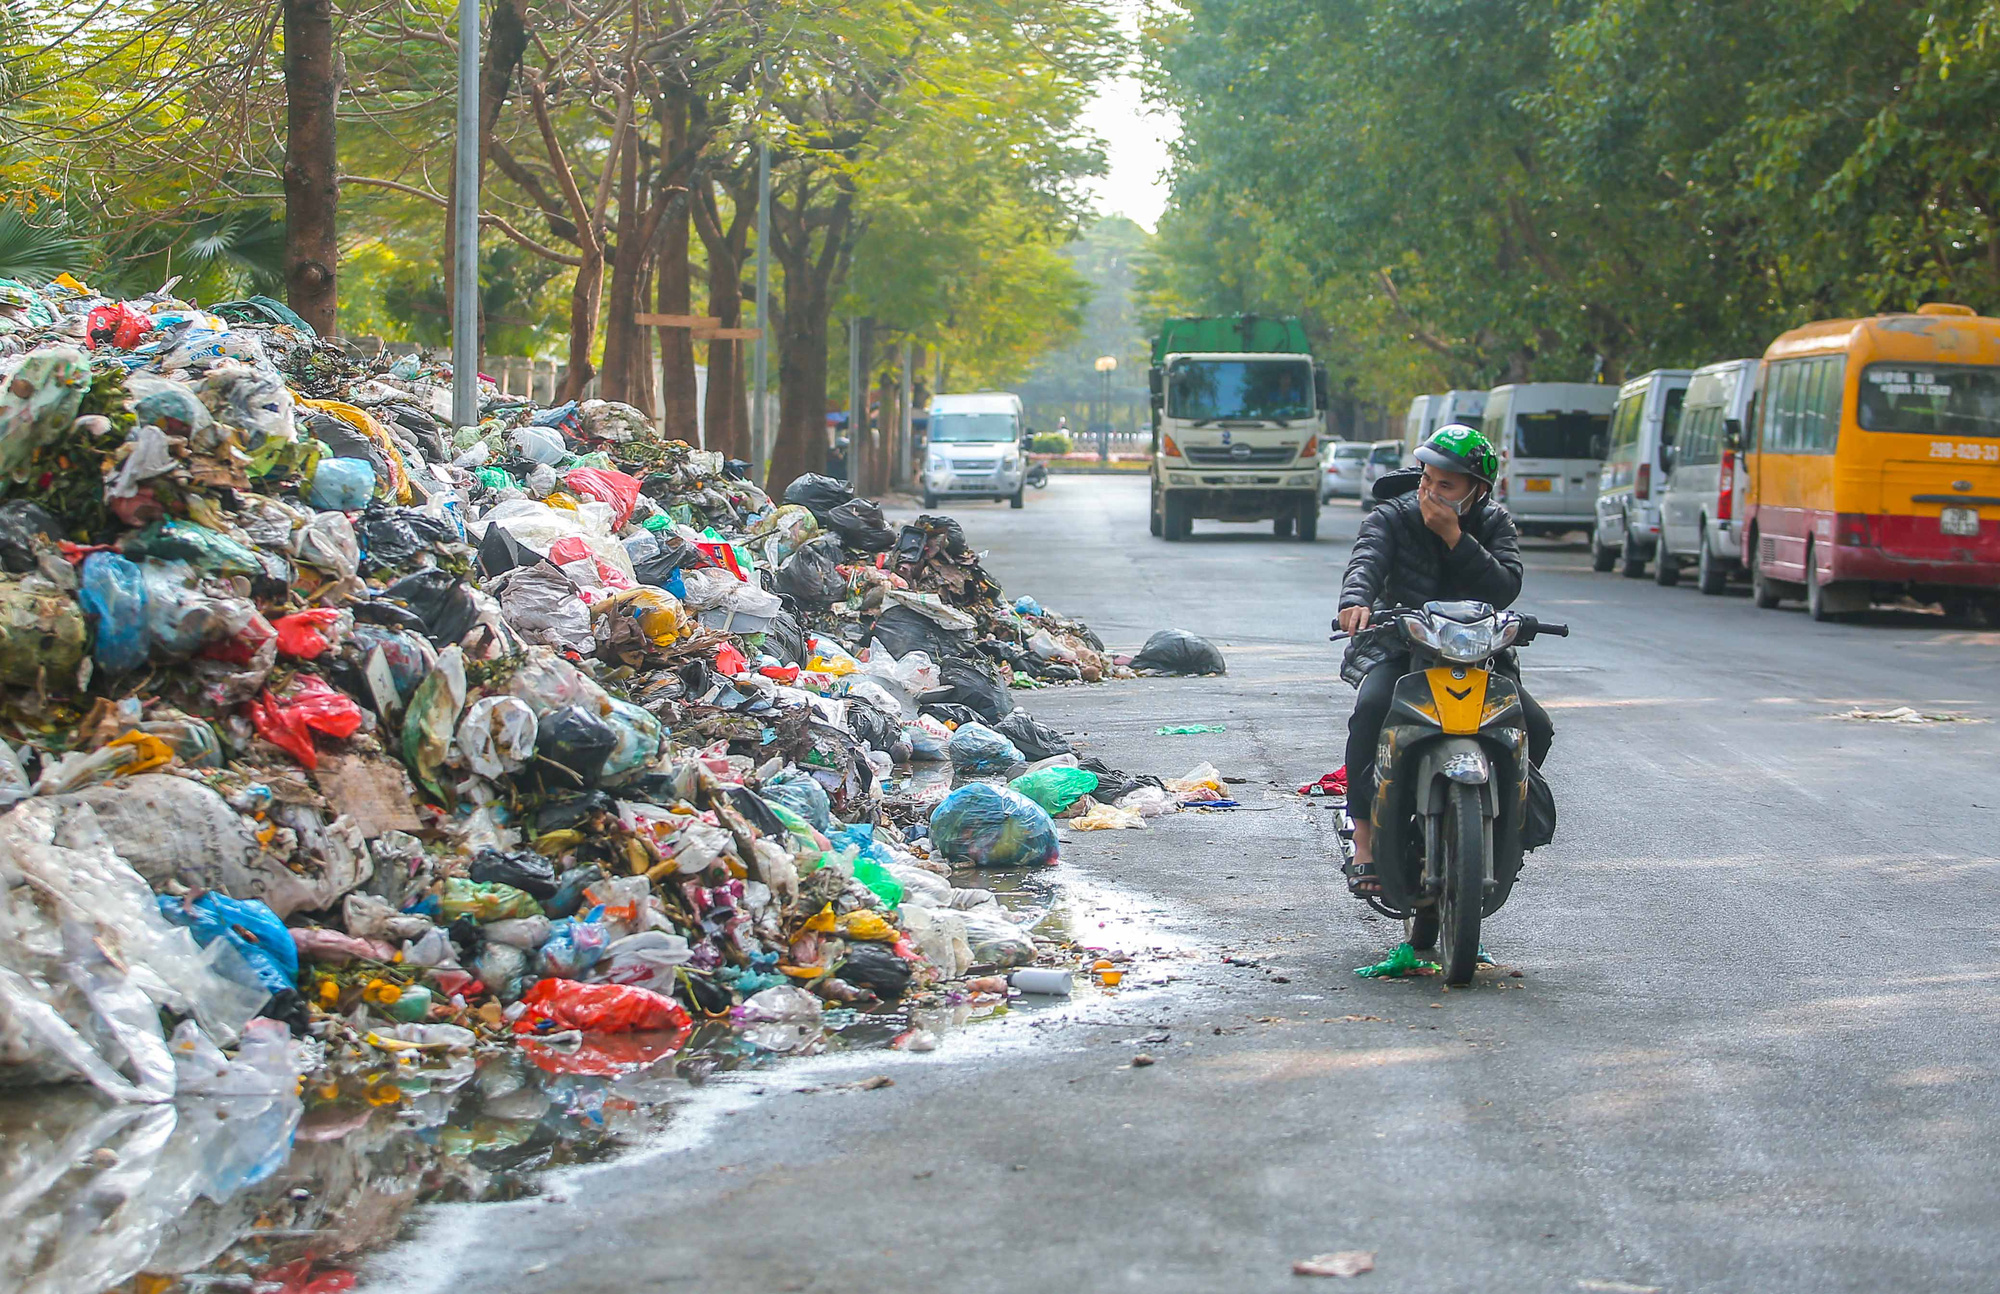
(1423, 479), (1479, 515)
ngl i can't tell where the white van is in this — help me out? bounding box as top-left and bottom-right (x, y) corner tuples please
(1656, 359), (1758, 593)
(1480, 383), (1617, 537)
(922, 392), (1027, 508)
(1592, 370), (1691, 576)
(1402, 394), (1444, 460)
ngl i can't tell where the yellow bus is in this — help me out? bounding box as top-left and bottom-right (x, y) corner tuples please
(1744, 303), (2000, 621)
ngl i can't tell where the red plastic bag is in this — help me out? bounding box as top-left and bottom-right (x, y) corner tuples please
(248, 675), (364, 769)
(563, 467), (643, 527)
(713, 642), (748, 676)
(201, 612), (277, 667)
(1298, 767), (1348, 798)
(274, 608), (344, 660)
(85, 303), (152, 350)
(512, 978), (692, 1034)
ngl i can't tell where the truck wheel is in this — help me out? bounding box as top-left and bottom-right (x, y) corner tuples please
(1805, 544), (1843, 623)
(1149, 481), (1163, 537)
(1273, 512), (1294, 538)
(1751, 539), (1784, 609)
(1296, 501), (1318, 542)
(1009, 488), (1024, 509)
(1591, 528), (1617, 572)
(1654, 542), (1680, 586)
(1620, 531), (1648, 579)
(1163, 493), (1191, 541)
(1696, 528), (1728, 595)
(923, 491), (937, 510)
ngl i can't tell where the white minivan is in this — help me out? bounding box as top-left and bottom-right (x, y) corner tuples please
(1592, 370), (1691, 576)
(922, 392), (1027, 509)
(1401, 390), (1486, 463)
(1655, 358), (1758, 593)
(1481, 383), (1617, 537)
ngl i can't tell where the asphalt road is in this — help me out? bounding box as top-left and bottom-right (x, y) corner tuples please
(383, 474), (2000, 1294)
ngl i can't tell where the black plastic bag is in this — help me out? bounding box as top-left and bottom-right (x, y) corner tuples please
(529, 705), (618, 791)
(304, 412), (394, 484)
(1130, 628), (1227, 676)
(627, 532), (700, 587)
(827, 498), (895, 551)
(773, 535), (847, 608)
(992, 709), (1072, 761)
(546, 863), (606, 919)
(1524, 762), (1556, 850)
(845, 697), (902, 755)
(0, 501), (58, 573)
(379, 569), (479, 646)
(919, 702), (984, 728)
(782, 473), (854, 524)
(762, 610), (807, 666)
(836, 943), (913, 1000)
(535, 792), (618, 834)
(355, 503), (453, 574)
(470, 848), (559, 900)
(924, 654), (1011, 723)
(477, 524), (554, 579)
(869, 604), (974, 661)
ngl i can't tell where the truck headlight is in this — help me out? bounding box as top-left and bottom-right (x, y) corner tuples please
(1002, 453), (1019, 471)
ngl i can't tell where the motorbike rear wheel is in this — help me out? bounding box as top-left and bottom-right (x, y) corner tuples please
(1437, 782), (1485, 986)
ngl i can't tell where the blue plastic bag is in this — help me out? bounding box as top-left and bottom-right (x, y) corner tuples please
(156, 893), (298, 995)
(929, 783), (1059, 868)
(535, 917), (609, 979)
(946, 721), (1022, 773)
(78, 552), (150, 672)
(308, 456), (376, 510)
(761, 769), (832, 831)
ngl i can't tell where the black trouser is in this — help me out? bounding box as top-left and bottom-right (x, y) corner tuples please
(1345, 660), (1553, 814)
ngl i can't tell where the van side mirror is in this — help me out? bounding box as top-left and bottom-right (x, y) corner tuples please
(1313, 365), (1330, 411)
(1660, 444), (1676, 474)
(1722, 416), (1742, 451)
(1589, 433), (1608, 460)
(1147, 367), (1163, 400)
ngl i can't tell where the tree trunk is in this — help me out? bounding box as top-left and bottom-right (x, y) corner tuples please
(657, 202), (698, 442)
(769, 274), (830, 494)
(599, 135), (648, 407)
(282, 0), (338, 334)
(693, 179), (751, 460)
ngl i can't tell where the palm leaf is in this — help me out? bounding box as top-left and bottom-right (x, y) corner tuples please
(0, 205), (87, 283)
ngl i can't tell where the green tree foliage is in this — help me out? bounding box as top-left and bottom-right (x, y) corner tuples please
(1150, 0), (2000, 411)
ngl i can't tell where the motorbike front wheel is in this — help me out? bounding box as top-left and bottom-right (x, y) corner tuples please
(1437, 782), (1486, 985)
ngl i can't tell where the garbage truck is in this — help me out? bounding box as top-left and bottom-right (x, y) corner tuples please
(1147, 315), (1328, 541)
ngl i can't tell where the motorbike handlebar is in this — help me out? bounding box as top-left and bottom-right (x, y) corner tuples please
(1327, 609), (1575, 644)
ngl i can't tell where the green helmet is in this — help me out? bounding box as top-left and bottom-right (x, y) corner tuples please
(1415, 423), (1499, 484)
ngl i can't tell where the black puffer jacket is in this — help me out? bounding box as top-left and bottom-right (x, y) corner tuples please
(1338, 468), (1523, 681)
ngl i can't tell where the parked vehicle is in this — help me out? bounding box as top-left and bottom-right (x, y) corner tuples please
(1481, 383), (1617, 537)
(1322, 441), (1370, 500)
(1400, 390), (1487, 463)
(1592, 370), (1691, 576)
(923, 392), (1028, 509)
(1657, 359), (1759, 593)
(1360, 439), (1405, 507)
(1149, 315), (1327, 542)
(1334, 601), (1570, 985)
(1742, 303), (2000, 622)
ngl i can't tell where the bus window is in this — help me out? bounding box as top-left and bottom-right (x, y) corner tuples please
(1765, 361), (1799, 452)
(1807, 357), (1846, 452)
(1857, 362), (2000, 438)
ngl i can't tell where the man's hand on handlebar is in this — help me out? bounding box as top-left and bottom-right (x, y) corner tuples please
(1337, 605), (1371, 635)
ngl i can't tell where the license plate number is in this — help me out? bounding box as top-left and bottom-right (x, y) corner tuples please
(1942, 506), (1980, 536)
(1523, 478), (1553, 492)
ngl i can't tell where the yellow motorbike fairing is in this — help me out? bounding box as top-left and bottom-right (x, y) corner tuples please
(1423, 668), (1488, 735)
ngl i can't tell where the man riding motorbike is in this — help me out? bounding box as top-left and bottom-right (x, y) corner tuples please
(1335, 424), (1555, 895)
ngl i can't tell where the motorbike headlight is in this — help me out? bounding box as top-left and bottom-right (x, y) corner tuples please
(1432, 617), (1519, 664)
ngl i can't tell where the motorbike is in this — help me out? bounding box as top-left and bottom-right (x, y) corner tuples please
(1025, 461), (1049, 489)
(1332, 600), (1567, 984)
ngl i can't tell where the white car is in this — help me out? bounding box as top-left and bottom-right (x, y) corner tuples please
(1321, 442), (1369, 500)
(1359, 439), (1405, 507)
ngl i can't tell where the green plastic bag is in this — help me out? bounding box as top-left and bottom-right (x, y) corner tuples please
(438, 877), (544, 921)
(1009, 765), (1099, 814)
(853, 858), (903, 909)
(1354, 942), (1441, 979)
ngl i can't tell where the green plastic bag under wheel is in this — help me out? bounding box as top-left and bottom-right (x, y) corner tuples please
(1353, 942), (1442, 979)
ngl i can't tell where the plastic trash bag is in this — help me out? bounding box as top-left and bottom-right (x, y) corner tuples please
(140, 559), (253, 658)
(79, 552), (150, 673)
(0, 499), (58, 572)
(483, 915), (554, 949)
(474, 942), (531, 1003)
(512, 979), (692, 1034)
(958, 907), (1037, 968)
(400, 643), (466, 794)
(439, 877), (544, 921)
(307, 456), (376, 510)
(903, 715), (951, 761)
(0, 347), (91, 480)
(946, 721), (1022, 772)
(860, 646), (938, 715)
(272, 607), (348, 659)
(488, 562), (591, 653)
(379, 568), (480, 647)
(293, 508), (360, 580)
(733, 984), (824, 1048)
(760, 769), (832, 831)
(0, 572), (86, 685)
(774, 535), (848, 608)
(899, 905), (974, 978)
(530, 704), (618, 791)
(749, 503), (820, 563)
(1525, 761), (1556, 850)
(596, 931), (694, 993)
(600, 699), (663, 782)
(781, 472), (854, 524)
(835, 944), (914, 1001)
(154, 892), (297, 998)
(1114, 785), (1180, 818)
(248, 674), (363, 770)
(456, 694), (538, 779)
(827, 498), (896, 551)
(511, 424), (568, 464)
(0, 737), (27, 809)
(563, 466), (643, 526)
(929, 783), (1059, 868)
(470, 848), (559, 900)
(535, 917), (610, 980)
(992, 709), (1072, 761)
(869, 604), (974, 661)
(1069, 802), (1146, 831)
(591, 585), (691, 650)
(1010, 765), (1098, 814)
(928, 654), (1011, 722)
(1130, 628), (1227, 676)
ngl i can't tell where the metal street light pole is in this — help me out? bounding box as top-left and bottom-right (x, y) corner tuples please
(750, 142), (772, 486)
(1094, 355), (1117, 463)
(451, 0), (480, 431)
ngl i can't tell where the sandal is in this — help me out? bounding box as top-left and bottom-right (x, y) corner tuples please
(1342, 856), (1382, 897)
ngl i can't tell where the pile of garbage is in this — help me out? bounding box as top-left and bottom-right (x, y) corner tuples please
(0, 273), (1191, 1107)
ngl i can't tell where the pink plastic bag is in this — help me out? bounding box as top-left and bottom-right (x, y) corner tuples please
(562, 468), (643, 527)
(512, 978), (692, 1034)
(248, 674), (363, 769)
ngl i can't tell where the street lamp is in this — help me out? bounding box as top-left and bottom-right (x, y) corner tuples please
(1094, 355), (1117, 462)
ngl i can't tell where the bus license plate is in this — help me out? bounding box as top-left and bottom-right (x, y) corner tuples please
(1942, 507), (1980, 536)
(1523, 478), (1553, 492)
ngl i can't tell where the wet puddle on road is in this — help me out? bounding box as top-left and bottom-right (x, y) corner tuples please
(3, 859), (1194, 1294)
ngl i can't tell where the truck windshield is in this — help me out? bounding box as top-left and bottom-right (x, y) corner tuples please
(929, 412), (1019, 443)
(1514, 411), (1608, 459)
(1167, 359), (1314, 422)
